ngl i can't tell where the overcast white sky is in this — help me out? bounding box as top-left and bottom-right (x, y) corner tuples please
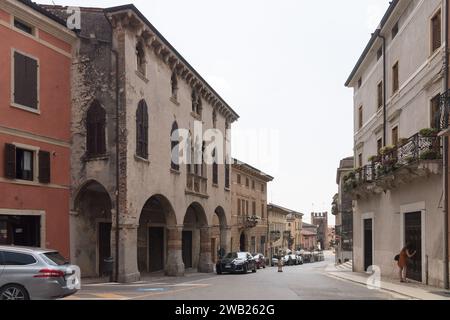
(40, 0), (390, 224)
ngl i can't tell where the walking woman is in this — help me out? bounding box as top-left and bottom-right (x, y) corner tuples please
(398, 242), (416, 283)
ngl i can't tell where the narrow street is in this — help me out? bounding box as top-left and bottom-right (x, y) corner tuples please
(67, 253), (407, 300)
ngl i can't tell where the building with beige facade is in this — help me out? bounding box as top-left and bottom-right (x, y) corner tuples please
(332, 156), (354, 264)
(267, 204), (302, 257)
(300, 223), (318, 251)
(286, 212), (303, 251)
(46, 4), (239, 282)
(345, 0), (448, 287)
(230, 159), (273, 256)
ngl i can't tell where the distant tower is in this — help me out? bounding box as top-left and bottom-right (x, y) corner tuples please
(311, 212), (329, 250)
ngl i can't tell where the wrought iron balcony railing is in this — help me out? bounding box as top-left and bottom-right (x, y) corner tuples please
(345, 131), (441, 192)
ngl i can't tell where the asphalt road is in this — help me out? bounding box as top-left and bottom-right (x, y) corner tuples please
(68, 253), (407, 300)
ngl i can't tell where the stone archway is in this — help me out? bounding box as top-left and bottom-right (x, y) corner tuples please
(73, 180), (112, 278)
(137, 195), (178, 275)
(211, 206), (229, 262)
(183, 202), (213, 273)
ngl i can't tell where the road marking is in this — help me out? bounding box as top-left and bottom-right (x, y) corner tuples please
(92, 293), (128, 299)
(128, 285), (211, 300)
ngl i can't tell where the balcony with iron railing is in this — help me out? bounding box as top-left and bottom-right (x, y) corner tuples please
(344, 130), (442, 197)
(239, 215), (258, 230)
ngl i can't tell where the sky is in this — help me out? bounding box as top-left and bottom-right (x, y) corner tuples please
(40, 0), (390, 224)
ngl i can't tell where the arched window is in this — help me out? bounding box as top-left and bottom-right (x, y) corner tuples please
(136, 100), (149, 159)
(136, 41), (146, 75)
(171, 121), (179, 171)
(191, 90), (202, 117)
(86, 100), (106, 156)
(212, 148), (218, 185)
(171, 71), (178, 100)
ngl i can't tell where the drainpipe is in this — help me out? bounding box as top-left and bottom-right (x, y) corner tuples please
(444, 0), (449, 290)
(376, 30), (387, 147)
(105, 13), (120, 283)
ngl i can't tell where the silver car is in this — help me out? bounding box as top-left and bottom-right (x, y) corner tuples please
(0, 246), (80, 300)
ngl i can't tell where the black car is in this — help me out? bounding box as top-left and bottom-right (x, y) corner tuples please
(216, 252), (257, 274)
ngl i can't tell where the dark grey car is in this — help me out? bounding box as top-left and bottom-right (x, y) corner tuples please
(0, 246), (80, 300)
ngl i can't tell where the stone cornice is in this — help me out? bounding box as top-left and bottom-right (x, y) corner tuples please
(2, 0), (77, 45)
(105, 6), (239, 123)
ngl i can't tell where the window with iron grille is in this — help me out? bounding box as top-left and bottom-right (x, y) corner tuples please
(171, 121), (179, 171)
(136, 100), (149, 159)
(86, 100), (106, 156)
(431, 10), (442, 53)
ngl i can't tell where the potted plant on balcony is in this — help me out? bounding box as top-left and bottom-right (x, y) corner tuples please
(368, 155), (379, 163)
(419, 150), (440, 160)
(379, 145), (396, 156)
(397, 138), (409, 147)
(419, 128), (439, 137)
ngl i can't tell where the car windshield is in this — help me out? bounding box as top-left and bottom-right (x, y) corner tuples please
(41, 252), (69, 266)
(225, 252), (247, 259)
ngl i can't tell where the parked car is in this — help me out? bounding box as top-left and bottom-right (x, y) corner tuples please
(302, 251), (312, 263)
(216, 252), (257, 274)
(289, 254), (298, 265)
(253, 253), (266, 269)
(296, 255), (304, 265)
(0, 246), (80, 300)
(282, 255), (295, 266)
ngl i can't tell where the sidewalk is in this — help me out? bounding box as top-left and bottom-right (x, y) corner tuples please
(325, 262), (450, 300)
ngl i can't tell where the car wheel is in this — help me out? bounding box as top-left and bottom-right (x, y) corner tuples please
(243, 264), (248, 274)
(216, 267), (222, 275)
(0, 285), (29, 300)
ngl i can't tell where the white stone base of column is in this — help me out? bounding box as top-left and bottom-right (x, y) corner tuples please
(118, 272), (140, 283)
(165, 249), (185, 276)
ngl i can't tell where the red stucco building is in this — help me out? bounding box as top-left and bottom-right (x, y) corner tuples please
(0, 0), (76, 257)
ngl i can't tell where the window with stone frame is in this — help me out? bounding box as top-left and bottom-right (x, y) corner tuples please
(171, 71), (178, 100)
(377, 81), (383, 109)
(430, 94), (441, 129)
(431, 9), (442, 53)
(136, 100), (149, 159)
(86, 100), (106, 157)
(191, 90), (202, 117)
(136, 41), (146, 76)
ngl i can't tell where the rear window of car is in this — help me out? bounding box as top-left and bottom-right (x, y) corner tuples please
(41, 252), (68, 266)
(0, 251), (36, 265)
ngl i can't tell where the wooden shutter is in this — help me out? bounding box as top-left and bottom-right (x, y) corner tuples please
(432, 11), (442, 52)
(4, 143), (16, 179)
(14, 52), (38, 109)
(38, 150), (51, 184)
(86, 101), (106, 156)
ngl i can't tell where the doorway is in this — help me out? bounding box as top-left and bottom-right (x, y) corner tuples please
(363, 219), (373, 271)
(148, 227), (164, 272)
(240, 233), (246, 252)
(405, 212), (422, 282)
(98, 222), (111, 276)
(182, 230), (193, 269)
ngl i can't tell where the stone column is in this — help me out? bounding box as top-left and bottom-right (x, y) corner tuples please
(198, 227), (214, 273)
(165, 226), (185, 276)
(116, 222), (140, 283)
(220, 226), (232, 255)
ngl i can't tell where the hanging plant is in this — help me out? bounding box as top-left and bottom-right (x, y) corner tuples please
(419, 128), (439, 137)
